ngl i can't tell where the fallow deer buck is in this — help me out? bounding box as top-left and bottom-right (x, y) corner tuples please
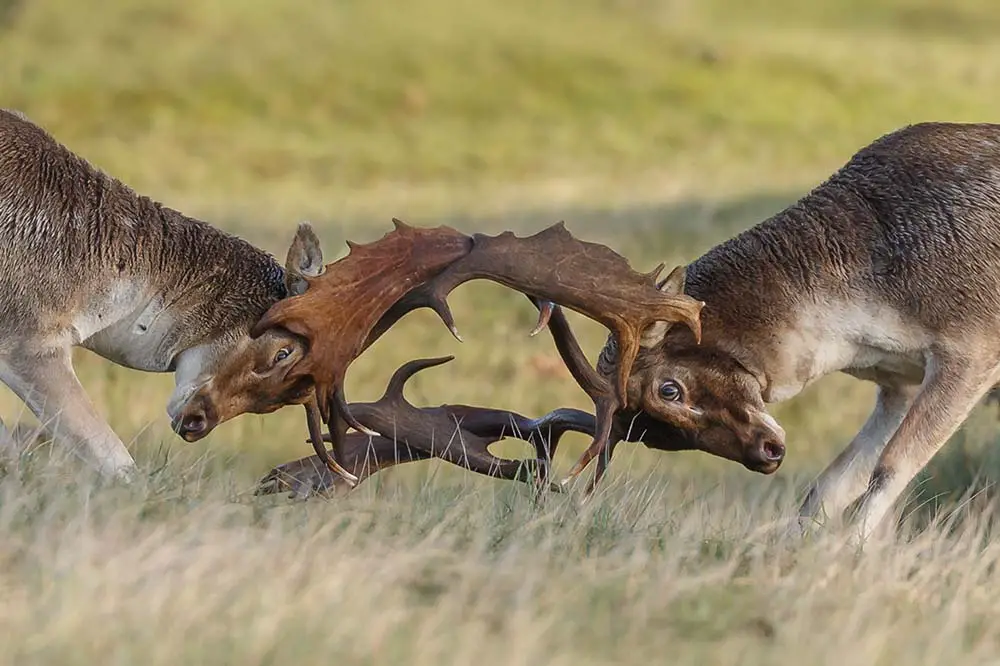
(556, 122), (1000, 543)
(0, 108), (404, 482)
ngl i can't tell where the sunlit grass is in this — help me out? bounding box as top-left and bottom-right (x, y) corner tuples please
(0, 446), (999, 665)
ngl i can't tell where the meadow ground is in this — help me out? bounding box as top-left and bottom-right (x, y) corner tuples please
(4, 0), (1000, 663)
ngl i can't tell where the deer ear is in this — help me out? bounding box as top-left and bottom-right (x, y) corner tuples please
(285, 222), (325, 296)
(640, 265), (689, 348)
(657, 264), (687, 296)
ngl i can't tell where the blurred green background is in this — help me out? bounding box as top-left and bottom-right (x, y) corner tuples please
(2, 0), (1000, 502)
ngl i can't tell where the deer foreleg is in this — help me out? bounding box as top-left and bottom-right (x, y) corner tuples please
(0, 347), (137, 480)
(798, 383), (918, 532)
(849, 353), (1000, 544)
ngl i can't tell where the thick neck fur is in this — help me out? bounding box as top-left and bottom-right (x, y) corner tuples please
(0, 109), (286, 367)
(686, 184), (862, 322)
(681, 177), (872, 374)
(675, 122), (1000, 397)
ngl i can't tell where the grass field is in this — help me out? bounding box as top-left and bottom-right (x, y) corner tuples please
(4, 0), (1000, 663)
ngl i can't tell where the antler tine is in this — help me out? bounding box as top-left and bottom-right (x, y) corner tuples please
(377, 356), (456, 403)
(317, 356), (456, 475)
(524, 296), (625, 488)
(257, 432), (433, 499)
(581, 437), (623, 498)
(304, 399), (359, 486)
(525, 296), (609, 398)
(506, 407), (598, 490)
(363, 286), (465, 350)
(528, 300), (557, 338)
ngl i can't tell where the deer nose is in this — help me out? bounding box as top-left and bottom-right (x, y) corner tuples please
(761, 438), (785, 462)
(747, 435), (785, 472)
(172, 405), (214, 442)
(179, 413), (207, 439)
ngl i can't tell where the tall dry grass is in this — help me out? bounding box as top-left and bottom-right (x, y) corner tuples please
(0, 441), (999, 665)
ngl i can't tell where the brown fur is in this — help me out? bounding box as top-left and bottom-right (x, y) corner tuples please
(0, 109), (325, 478)
(600, 122), (1000, 541)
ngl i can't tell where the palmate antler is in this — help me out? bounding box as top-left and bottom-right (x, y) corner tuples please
(375, 223), (704, 488)
(251, 219), (701, 493)
(250, 220), (474, 484)
(255, 356), (597, 498)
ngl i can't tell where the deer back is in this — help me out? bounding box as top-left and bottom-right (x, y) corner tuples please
(0, 108), (287, 366)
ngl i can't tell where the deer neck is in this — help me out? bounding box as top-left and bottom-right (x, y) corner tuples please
(79, 199), (286, 372)
(683, 184), (925, 403)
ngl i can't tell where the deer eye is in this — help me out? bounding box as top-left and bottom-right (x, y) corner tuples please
(273, 347), (292, 364)
(658, 380), (683, 402)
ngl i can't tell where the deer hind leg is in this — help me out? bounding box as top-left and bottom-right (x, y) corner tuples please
(849, 352), (1000, 544)
(797, 383), (919, 532)
(0, 347), (137, 481)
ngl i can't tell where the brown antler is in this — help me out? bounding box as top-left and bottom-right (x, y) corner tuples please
(255, 433), (431, 499)
(381, 222), (704, 487)
(336, 356), (595, 488)
(529, 296), (688, 494)
(255, 356), (597, 498)
(250, 219), (473, 483)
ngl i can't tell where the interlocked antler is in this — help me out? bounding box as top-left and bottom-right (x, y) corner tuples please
(380, 222), (704, 487)
(527, 297), (651, 492)
(255, 356), (597, 497)
(250, 220), (473, 484)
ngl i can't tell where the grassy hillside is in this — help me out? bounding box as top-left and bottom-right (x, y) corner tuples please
(3, 0), (1000, 217)
(3, 0), (1000, 662)
(0, 0), (996, 471)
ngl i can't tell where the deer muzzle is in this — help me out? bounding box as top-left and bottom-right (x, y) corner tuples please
(171, 394), (219, 442)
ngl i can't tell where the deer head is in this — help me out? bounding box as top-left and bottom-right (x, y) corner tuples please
(172, 219), (474, 485)
(584, 269), (786, 476)
(521, 282), (785, 490)
(166, 224), (332, 444)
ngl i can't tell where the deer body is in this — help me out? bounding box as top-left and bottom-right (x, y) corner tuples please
(619, 122), (1000, 541)
(0, 109), (310, 479)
